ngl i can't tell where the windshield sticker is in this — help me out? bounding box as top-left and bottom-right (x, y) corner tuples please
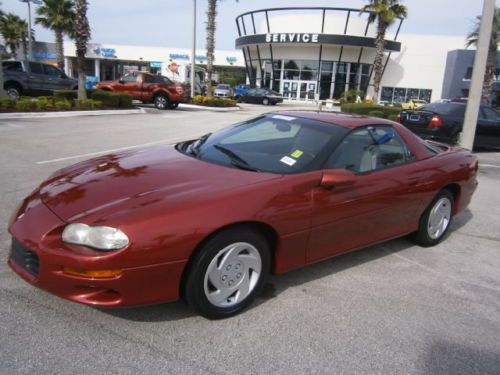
(280, 156), (297, 166)
(291, 149), (303, 158)
(272, 115), (296, 121)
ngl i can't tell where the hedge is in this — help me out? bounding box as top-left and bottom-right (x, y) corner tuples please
(192, 95), (237, 107)
(54, 90), (78, 101)
(90, 90), (132, 108)
(341, 103), (401, 118)
(367, 110), (385, 118)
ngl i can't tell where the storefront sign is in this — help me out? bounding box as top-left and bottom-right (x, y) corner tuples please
(93, 47), (116, 58)
(32, 51), (56, 60)
(265, 33), (319, 43)
(226, 56), (237, 63)
(169, 53), (189, 60)
(150, 61), (162, 68)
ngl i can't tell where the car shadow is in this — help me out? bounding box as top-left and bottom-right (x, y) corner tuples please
(97, 210), (473, 322)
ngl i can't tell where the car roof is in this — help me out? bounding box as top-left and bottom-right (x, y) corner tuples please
(271, 111), (395, 129)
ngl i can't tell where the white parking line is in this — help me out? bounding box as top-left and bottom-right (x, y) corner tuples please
(480, 163), (500, 168)
(36, 135), (200, 165)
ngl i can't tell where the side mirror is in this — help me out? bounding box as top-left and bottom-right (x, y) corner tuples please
(118, 78), (125, 84)
(320, 169), (356, 189)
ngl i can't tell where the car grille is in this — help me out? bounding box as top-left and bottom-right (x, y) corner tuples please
(10, 238), (40, 277)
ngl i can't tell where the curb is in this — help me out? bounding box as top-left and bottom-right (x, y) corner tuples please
(0, 108), (146, 119)
(178, 103), (240, 112)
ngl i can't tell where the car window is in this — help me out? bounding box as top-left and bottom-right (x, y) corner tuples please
(480, 107), (499, 121)
(247, 89), (257, 95)
(327, 126), (414, 173)
(29, 62), (43, 74)
(154, 75), (172, 84)
(43, 64), (63, 77)
(217, 85), (230, 90)
(2, 61), (23, 71)
(220, 119), (300, 144)
(143, 74), (154, 83)
(121, 73), (138, 83)
(420, 103), (465, 116)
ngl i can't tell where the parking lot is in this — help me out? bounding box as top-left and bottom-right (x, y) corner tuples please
(1, 104), (499, 374)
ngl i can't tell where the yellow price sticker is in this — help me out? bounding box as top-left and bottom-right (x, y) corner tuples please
(291, 150), (304, 158)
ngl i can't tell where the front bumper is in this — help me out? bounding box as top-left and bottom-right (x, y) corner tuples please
(214, 92), (231, 98)
(8, 194), (187, 307)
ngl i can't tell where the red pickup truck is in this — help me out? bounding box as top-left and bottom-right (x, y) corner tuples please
(96, 71), (184, 109)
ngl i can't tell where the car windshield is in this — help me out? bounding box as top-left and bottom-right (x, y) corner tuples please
(420, 102), (465, 116)
(177, 114), (347, 174)
(217, 85), (230, 90)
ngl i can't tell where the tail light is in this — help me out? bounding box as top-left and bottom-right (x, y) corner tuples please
(396, 112), (401, 123)
(175, 85), (184, 94)
(429, 115), (443, 128)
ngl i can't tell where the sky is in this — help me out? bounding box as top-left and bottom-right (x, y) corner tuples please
(0, 0), (493, 50)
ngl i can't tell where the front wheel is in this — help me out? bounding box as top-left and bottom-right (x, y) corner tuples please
(411, 190), (454, 247)
(154, 94), (168, 110)
(262, 98), (269, 105)
(184, 228), (270, 319)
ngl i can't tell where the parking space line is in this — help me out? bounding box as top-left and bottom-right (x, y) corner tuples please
(480, 163), (500, 168)
(36, 135), (200, 165)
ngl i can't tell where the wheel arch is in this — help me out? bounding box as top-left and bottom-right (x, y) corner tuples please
(179, 220), (279, 299)
(442, 183), (461, 214)
(4, 80), (23, 91)
(153, 89), (170, 100)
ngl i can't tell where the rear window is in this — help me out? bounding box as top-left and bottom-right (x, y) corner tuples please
(2, 61), (23, 71)
(420, 103), (465, 116)
(217, 85), (230, 90)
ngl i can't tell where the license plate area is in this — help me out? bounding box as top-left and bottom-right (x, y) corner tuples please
(409, 114), (420, 122)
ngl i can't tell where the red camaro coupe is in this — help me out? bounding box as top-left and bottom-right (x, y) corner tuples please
(8, 111), (478, 318)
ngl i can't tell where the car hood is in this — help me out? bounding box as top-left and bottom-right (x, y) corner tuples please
(39, 145), (280, 222)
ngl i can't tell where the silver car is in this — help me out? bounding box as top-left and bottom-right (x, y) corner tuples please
(213, 84), (233, 98)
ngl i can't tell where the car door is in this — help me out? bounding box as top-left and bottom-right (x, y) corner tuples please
(114, 73), (141, 99)
(476, 107), (500, 148)
(42, 64), (67, 91)
(27, 62), (47, 95)
(307, 125), (423, 263)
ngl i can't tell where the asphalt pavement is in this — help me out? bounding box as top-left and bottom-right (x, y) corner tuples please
(1, 103), (499, 374)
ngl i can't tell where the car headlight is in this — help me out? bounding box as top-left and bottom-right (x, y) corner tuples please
(62, 223), (129, 251)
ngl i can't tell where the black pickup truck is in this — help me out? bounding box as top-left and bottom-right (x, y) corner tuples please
(2, 60), (78, 100)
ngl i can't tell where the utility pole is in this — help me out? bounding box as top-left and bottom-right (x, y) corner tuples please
(20, 0), (42, 61)
(190, 0), (197, 99)
(461, 0), (495, 149)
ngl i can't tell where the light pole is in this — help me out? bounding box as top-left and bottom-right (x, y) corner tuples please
(461, 0), (496, 149)
(19, 0), (42, 61)
(190, 0), (197, 99)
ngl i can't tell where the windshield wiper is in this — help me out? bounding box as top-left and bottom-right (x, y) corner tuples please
(188, 132), (212, 157)
(213, 144), (259, 172)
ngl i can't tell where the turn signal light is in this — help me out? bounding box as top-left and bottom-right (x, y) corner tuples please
(429, 115), (443, 128)
(63, 268), (123, 279)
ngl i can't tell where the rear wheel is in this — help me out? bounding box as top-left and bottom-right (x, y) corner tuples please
(184, 228), (270, 319)
(154, 94), (168, 110)
(262, 98), (269, 105)
(411, 190), (454, 247)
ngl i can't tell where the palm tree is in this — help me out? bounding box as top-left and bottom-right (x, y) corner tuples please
(0, 13), (24, 57)
(362, 0), (408, 103)
(35, 0), (75, 70)
(0, 3), (5, 97)
(466, 8), (500, 104)
(17, 18), (33, 61)
(74, 0), (90, 99)
(205, 0), (217, 97)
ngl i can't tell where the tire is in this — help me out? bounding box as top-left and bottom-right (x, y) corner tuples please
(411, 190), (454, 247)
(168, 102), (179, 109)
(271, 101), (277, 105)
(5, 85), (21, 101)
(154, 94), (168, 110)
(184, 228), (271, 319)
(262, 98), (269, 105)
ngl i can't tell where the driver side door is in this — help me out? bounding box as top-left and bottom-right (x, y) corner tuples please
(307, 125), (423, 263)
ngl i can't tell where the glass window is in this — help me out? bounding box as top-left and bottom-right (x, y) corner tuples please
(121, 73), (138, 83)
(419, 89), (432, 102)
(320, 61), (334, 73)
(381, 87), (394, 102)
(143, 74), (155, 83)
(29, 62), (43, 74)
(407, 88), (419, 100)
(284, 60), (299, 70)
(393, 88), (406, 103)
(327, 126), (412, 173)
(43, 64), (63, 77)
(284, 70), (300, 80)
(480, 107), (500, 121)
(2, 61), (23, 71)
(464, 67), (472, 80)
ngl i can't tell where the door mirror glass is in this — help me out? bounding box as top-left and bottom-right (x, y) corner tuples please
(320, 169), (356, 189)
(118, 78), (125, 84)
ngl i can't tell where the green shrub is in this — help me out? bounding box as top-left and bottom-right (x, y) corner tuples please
(36, 96), (55, 111)
(116, 93), (132, 108)
(90, 90), (120, 108)
(16, 98), (33, 111)
(367, 110), (385, 118)
(0, 96), (16, 109)
(340, 89), (365, 103)
(55, 99), (72, 110)
(341, 103), (400, 118)
(74, 98), (92, 110)
(92, 100), (103, 109)
(192, 95), (237, 107)
(54, 90), (78, 101)
(388, 114), (399, 122)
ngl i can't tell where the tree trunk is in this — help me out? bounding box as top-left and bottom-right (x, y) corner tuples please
(205, 0), (217, 97)
(55, 29), (65, 70)
(74, 0), (91, 99)
(77, 54), (86, 99)
(372, 22), (387, 104)
(482, 46), (496, 104)
(0, 59), (5, 97)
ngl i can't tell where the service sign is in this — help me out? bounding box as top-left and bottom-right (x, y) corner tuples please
(265, 33), (319, 43)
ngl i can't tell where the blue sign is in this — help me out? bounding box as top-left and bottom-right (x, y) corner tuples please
(150, 61), (162, 68)
(226, 56), (237, 63)
(32, 51), (56, 60)
(196, 55), (207, 61)
(169, 53), (189, 60)
(93, 47), (116, 58)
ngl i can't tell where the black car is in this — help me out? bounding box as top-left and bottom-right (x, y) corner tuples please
(240, 88), (283, 105)
(2, 60), (78, 100)
(398, 102), (500, 149)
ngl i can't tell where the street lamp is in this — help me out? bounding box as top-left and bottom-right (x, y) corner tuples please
(19, 0), (42, 61)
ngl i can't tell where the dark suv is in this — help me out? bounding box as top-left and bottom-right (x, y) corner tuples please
(2, 60), (78, 100)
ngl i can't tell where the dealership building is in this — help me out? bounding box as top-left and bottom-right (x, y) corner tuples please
(28, 6), (498, 104)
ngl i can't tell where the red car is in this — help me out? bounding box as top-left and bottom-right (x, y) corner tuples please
(96, 71), (184, 110)
(8, 112), (478, 319)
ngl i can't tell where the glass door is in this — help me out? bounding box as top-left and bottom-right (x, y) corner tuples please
(299, 81), (317, 101)
(283, 80), (299, 100)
